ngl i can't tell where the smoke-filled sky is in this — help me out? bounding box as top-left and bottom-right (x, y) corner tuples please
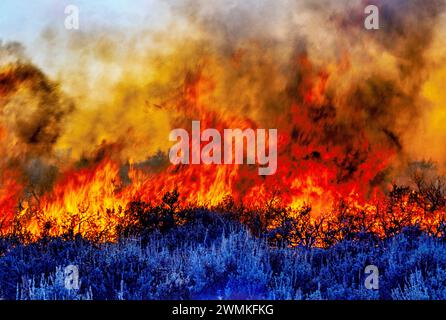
(1, 0), (446, 207)
(0, 0), (170, 37)
(0, 0), (172, 69)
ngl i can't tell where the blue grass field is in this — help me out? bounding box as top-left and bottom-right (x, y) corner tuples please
(0, 211), (445, 300)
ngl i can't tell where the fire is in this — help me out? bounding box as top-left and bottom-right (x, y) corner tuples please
(1, 0), (446, 243)
(15, 161), (126, 240)
(0, 52), (429, 242)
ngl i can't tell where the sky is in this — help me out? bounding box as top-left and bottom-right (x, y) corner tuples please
(0, 0), (172, 45)
(0, 0), (175, 76)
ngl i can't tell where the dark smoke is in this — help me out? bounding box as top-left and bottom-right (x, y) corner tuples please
(0, 42), (74, 156)
(0, 42), (74, 194)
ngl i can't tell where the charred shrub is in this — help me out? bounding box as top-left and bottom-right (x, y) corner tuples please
(119, 190), (179, 239)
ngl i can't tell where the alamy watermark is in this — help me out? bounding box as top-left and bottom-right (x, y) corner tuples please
(364, 265), (379, 290)
(169, 121), (278, 175)
(364, 5), (380, 30)
(64, 264), (80, 290)
(64, 5), (80, 30)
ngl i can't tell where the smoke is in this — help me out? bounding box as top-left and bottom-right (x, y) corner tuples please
(165, 0), (446, 175)
(0, 42), (74, 195)
(0, 42), (74, 155)
(2, 0), (446, 206)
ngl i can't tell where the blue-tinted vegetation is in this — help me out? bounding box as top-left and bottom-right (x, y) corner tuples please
(1, 210), (446, 300)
